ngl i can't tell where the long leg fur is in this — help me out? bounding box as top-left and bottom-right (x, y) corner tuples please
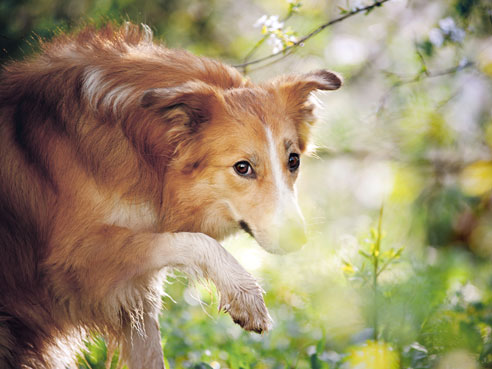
(47, 228), (271, 367)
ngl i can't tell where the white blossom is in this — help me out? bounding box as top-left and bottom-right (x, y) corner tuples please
(437, 16), (466, 44)
(450, 27), (465, 43)
(254, 15), (284, 32)
(429, 28), (444, 47)
(459, 57), (469, 68)
(462, 282), (481, 303)
(438, 17), (456, 34)
(254, 15), (267, 28)
(351, 0), (366, 11)
(268, 34), (284, 53)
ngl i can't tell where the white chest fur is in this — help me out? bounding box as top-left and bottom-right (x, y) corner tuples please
(105, 199), (157, 231)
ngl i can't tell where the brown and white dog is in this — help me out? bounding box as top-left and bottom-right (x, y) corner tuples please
(0, 23), (341, 368)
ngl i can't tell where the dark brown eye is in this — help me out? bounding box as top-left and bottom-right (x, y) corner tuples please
(288, 153), (300, 172)
(234, 161), (255, 178)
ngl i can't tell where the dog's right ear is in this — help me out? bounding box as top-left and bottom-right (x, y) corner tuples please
(270, 70), (342, 153)
(276, 69), (342, 101)
(141, 81), (220, 130)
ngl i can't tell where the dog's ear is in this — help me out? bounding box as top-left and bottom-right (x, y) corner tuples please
(276, 69), (342, 100)
(272, 70), (342, 152)
(141, 81), (219, 130)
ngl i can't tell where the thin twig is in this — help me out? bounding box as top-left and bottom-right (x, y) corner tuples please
(376, 61), (474, 115)
(234, 0), (392, 69)
(241, 35), (268, 66)
(426, 61), (474, 79)
(243, 48), (297, 73)
(399, 60), (474, 84)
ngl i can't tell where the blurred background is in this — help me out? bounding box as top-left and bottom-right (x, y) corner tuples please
(2, 0), (492, 368)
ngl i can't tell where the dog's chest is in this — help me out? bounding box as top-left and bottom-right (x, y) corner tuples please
(105, 200), (157, 231)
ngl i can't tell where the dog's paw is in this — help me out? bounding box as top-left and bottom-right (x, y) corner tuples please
(219, 281), (273, 334)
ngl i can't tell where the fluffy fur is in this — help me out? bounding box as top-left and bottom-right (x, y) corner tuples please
(0, 23), (341, 368)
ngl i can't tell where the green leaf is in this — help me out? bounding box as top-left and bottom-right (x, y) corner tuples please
(337, 6), (348, 14)
(417, 40), (434, 57)
(310, 353), (323, 369)
(192, 363), (214, 369)
(316, 337), (326, 354)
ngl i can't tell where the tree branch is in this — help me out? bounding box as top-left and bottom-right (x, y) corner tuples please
(234, 0), (392, 70)
(377, 60), (475, 114)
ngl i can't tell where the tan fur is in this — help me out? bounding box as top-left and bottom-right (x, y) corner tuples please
(0, 23), (341, 368)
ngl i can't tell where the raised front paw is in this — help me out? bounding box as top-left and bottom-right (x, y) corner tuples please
(219, 280), (273, 334)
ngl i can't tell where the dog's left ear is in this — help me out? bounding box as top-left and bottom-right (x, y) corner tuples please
(272, 69), (342, 152)
(141, 81), (220, 130)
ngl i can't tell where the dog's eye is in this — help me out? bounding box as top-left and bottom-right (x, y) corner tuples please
(288, 153), (300, 172)
(234, 161), (255, 178)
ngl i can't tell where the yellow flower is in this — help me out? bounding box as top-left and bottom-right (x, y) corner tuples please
(342, 262), (355, 275)
(346, 340), (399, 369)
(460, 161), (492, 196)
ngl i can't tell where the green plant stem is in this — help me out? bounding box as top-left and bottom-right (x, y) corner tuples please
(373, 251), (379, 341)
(377, 254), (398, 277)
(373, 205), (384, 341)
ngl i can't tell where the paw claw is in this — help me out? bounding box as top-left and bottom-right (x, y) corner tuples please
(220, 283), (273, 334)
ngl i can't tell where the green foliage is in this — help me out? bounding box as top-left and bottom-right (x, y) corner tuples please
(0, 0), (241, 62)
(342, 207), (403, 341)
(78, 336), (121, 369)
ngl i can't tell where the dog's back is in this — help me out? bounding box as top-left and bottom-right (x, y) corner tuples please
(0, 67), (57, 367)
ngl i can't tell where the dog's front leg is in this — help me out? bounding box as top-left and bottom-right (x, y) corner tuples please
(152, 232), (273, 333)
(51, 226), (271, 367)
(122, 232), (272, 367)
(122, 309), (164, 369)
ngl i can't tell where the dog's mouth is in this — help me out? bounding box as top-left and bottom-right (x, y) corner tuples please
(239, 220), (254, 238)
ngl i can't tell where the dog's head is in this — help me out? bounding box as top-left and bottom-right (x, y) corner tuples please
(141, 70), (342, 254)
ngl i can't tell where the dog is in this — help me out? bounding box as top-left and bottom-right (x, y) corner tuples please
(0, 23), (341, 368)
